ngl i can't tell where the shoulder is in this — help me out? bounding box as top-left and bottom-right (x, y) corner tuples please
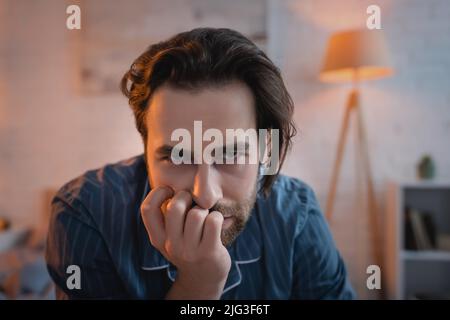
(256, 175), (323, 237)
(57, 154), (145, 201)
(50, 154), (147, 227)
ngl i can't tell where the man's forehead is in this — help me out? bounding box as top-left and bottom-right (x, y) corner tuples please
(145, 82), (256, 139)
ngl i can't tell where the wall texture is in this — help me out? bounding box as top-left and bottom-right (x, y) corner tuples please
(1, 0), (449, 298)
(271, 0), (450, 298)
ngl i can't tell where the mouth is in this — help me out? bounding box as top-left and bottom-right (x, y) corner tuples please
(222, 215), (234, 229)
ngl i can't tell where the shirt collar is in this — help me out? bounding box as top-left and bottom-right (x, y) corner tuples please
(137, 178), (262, 295)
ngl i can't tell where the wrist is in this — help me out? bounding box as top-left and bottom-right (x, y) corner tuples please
(167, 273), (227, 300)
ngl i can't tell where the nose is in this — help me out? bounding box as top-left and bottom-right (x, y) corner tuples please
(191, 163), (222, 210)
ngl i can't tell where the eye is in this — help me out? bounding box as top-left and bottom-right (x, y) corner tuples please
(224, 151), (237, 159)
(160, 155), (172, 162)
(166, 149), (184, 163)
(220, 149), (247, 164)
(221, 148), (239, 161)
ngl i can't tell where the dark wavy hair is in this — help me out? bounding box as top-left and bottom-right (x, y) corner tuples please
(121, 27), (296, 196)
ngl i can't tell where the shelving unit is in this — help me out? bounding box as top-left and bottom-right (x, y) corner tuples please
(385, 181), (450, 299)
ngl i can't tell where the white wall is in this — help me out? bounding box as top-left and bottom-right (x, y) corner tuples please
(1, 0), (450, 298)
(271, 0), (450, 298)
(0, 0), (143, 228)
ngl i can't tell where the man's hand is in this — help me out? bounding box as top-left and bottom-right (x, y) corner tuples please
(140, 186), (232, 299)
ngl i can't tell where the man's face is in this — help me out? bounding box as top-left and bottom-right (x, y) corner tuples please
(144, 81), (259, 246)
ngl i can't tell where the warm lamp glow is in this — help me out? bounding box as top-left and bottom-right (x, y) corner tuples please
(320, 29), (393, 83)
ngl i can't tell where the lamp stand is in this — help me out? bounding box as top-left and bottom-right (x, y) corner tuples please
(325, 86), (384, 290)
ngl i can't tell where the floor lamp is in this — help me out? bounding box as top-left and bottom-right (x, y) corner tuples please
(320, 30), (393, 271)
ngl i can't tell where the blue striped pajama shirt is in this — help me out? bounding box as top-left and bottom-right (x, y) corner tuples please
(45, 154), (355, 299)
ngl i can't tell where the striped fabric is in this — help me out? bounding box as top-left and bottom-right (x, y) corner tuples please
(45, 154), (355, 299)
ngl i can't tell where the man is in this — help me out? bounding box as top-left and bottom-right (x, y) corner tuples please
(46, 28), (355, 299)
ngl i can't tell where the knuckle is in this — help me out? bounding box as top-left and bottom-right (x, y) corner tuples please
(166, 201), (184, 215)
(206, 212), (223, 226)
(188, 209), (207, 224)
(177, 190), (192, 201)
(140, 203), (150, 215)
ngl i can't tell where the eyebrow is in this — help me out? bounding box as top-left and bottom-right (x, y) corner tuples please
(155, 145), (176, 155)
(155, 145), (195, 160)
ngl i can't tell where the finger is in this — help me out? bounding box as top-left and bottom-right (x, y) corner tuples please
(164, 190), (192, 246)
(183, 206), (209, 252)
(141, 186), (174, 250)
(200, 211), (224, 249)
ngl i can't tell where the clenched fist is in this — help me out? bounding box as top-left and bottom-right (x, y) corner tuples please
(140, 186), (232, 299)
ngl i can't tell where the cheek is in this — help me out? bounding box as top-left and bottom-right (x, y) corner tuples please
(221, 164), (259, 200)
(148, 159), (196, 191)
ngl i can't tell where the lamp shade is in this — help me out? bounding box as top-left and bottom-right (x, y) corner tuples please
(320, 29), (393, 83)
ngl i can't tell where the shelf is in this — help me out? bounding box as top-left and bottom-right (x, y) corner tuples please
(401, 250), (450, 261)
(393, 181), (450, 189)
(385, 182), (450, 299)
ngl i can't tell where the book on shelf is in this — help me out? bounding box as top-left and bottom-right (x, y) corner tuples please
(404, 208), (437, 251)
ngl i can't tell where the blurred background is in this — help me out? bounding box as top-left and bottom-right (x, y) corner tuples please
(1, 0), (450, 300)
